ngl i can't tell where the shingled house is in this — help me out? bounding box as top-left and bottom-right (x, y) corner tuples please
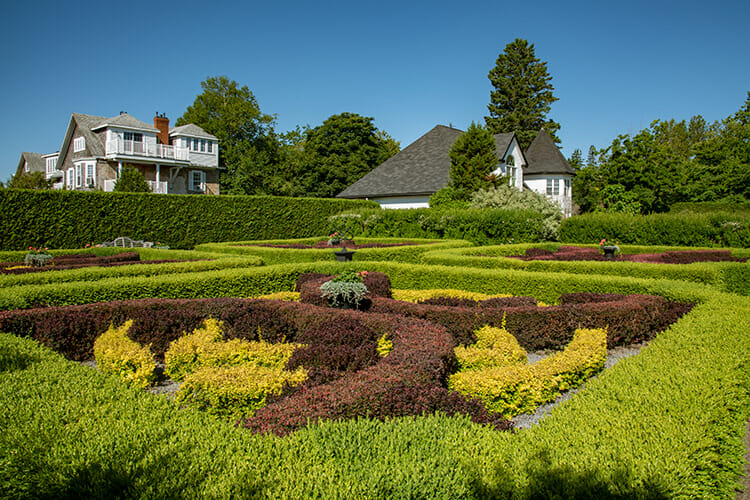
(16, 112), (220, 195)
(337, 125), (575, 217)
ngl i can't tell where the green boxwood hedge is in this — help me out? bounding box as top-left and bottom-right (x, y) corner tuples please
(559, 212), (750, 248)
(420, 244), (750, 296)
(0, 189), (376, 250)
(195, 237), (473, 265)
(330, 208), (549, 245)
(1, 280), (748, 498)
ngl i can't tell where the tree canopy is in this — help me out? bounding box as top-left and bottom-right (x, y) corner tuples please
(485, 38), (560, 149)
(572, 92), (750, 213)
(176, 76), (277, 195)
(296, 112), (399, 198)
(5, 171), (52, 190)
(448, 122), (498, 197)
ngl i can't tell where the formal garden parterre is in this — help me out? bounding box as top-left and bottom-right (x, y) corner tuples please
(1, 224), (749, 497)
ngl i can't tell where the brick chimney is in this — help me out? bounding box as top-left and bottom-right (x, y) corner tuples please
(154, 113), (170, 145)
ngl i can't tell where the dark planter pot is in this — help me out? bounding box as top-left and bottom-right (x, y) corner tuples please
(334, 248), (355, 262)
(601, 246), (618, 259)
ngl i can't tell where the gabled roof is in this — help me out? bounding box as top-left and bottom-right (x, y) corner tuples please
(170, 123), (218, 140)
(524, 129), (575, 176)
(91, 113), (159, 133)
(16, 152), (44, 175)
(58, 113), (108, 164)
(338, 125), (463, 199)
(493, 132), (517, 160)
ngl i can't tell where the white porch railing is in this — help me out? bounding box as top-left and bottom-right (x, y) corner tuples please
(105, 140), (189, 161)
(103, 179), (168, 193)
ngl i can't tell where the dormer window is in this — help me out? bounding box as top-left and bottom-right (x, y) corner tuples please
(506, 155), (517, 186)
(73, 137), (85, 152)
(124, 132), (143, 143)
(46, 157), (57, 174)
(187, 138), (213, 153)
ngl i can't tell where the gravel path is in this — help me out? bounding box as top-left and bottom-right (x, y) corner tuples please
(511, 342), (647, 429)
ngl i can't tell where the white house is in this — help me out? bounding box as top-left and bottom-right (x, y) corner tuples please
(16, 112), (221, 195)
(337, 125), (575, 217)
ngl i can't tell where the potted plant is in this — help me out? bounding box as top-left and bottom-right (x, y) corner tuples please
(319, 271), (370, 310)
(598, 239), (621, 259)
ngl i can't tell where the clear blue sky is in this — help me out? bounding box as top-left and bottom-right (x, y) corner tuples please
(2, 0), (748, 183)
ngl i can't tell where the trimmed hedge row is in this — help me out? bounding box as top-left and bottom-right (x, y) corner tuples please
(330, 208), (549, 245)
(194, 237), (472, 265)
(421, 244), (750, 296)
(2, 287), (749, 498)
(368, 294), (692, 350)
(559, 211), (750, 248)
(0, 189), (376, 250)
(0, 259), (714, 311)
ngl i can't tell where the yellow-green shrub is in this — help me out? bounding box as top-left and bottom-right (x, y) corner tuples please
(449, 327), (607, 417)
(164, 318), (302, 381)
(376, 333), (393, 357)
(255, 291), (300, 301)
(391, 288), (511, 303)
(454, 323), (527, 370)
(93, 320), (156, 390)
(175, 364), (308, 419)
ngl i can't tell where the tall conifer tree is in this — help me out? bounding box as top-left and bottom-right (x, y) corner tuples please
(485, 39), (561, 149)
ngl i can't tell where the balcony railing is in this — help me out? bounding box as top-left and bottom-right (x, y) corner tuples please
(106, 140), (189, 161)
(103, 179), (168, 193)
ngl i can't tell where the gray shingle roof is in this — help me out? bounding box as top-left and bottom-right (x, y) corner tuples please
(70, 113), (108, 157)
(91, 113), (159, 133)
(16, 152), (45, 175)
(337, 125), (524, 199)
(170, 123), (218, 140)
(338, 125), (463, 198)
(524, 129), (575, 175)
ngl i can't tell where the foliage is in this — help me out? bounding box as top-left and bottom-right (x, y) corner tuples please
(296, 112), (398, 198)
(330, 207), (547, 245)
(574, 93), (750, 214)
(485, 38), (560, 148)
(391, 288), (512, 303)
(0, 189), (375, 250)
(428, 186), (470, 209)
(449, 327), (607, 417)
(176, 76), (278, 195)
(93, 320), (156, 389)
(319, 279), (369, 308)
(112, 165), (151, 193)
(448, 122), (498, 196)
(5, 171), (52, 190)
(376, 333), (393, 357)
(469, 185), (563, 240)
(559, 211), (750, 249)
(453, 323), (527, 371)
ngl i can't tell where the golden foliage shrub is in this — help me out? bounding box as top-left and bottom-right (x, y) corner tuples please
(93, 319), (156, 390)
(449, 327), (607, 417)
(454, 323), (527, 370)
(391, 288), (510, 303)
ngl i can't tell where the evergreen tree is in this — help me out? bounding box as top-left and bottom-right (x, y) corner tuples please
(6, 171), (52, 190)
(485, 39), (560, 149)
(113, 165), (151, 193)
(448, 122), (498, 197)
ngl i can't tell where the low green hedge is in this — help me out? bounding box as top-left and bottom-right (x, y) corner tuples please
(560, 212), (750, 248)
(330, 208), (549, 245)
(0, 259), (712, 311)
(195, 237), (472, 265)
(0, 254), (263, 289)
(420, 244), (750, 296)
(0, 189), (376, 250)
(670, 201), (750, 214)
(2, 285), (748, 498)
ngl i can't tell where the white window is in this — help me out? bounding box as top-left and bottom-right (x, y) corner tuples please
(24, 162), (29, 173)
(205, 140), (212, 153)
(85, 163), (96, 187)
(73, 137), (85, 152)
(46, 157), (57, 174)
(75, 164), (83, 187)
(506, 155), (516, 186)
(546, 178), (553, 195)
(189, 170), (206, 192)
(553, 179), (560, 195)
(66, 168), (74, 188)
(564, 178), (571, 196)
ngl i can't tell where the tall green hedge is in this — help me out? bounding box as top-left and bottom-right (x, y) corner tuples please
(560, 212), (750, 248)
(331, 208), (548, 245)
(0, 189), (377, 250)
